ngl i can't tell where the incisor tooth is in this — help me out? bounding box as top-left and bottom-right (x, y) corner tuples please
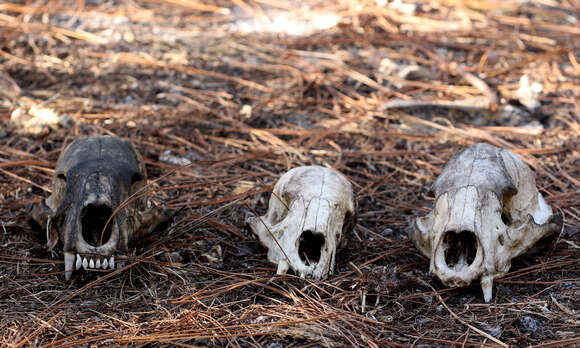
(75, 254), (82, 270)
(64, 252), (75, 281)
(89, 258), (95, 269)
(82, 257), (88, 270)
(96, 259), (101, 268)
(102, 258), (108, 269)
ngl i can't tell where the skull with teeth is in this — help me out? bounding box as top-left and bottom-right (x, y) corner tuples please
(247, 166), (356, 280)
(29, 135), (165, 280)
(409, 143), (562, 302)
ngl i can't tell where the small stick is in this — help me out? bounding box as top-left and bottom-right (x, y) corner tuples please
(421, 280), (508, 347)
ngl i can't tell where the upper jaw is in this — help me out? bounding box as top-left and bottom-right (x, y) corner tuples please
(63, 218), (126, 280)
(431, 227), (484, 287)
(61, 196), (127, 280)
(63, 252), (119, 280)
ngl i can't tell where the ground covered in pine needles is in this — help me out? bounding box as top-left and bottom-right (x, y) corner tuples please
(0, 0), (579, 346)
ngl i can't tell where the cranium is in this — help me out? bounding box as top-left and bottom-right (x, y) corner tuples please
(410, 143), (562, 302)
(29, 135), (165, 280)
(247, 166), (355, 280)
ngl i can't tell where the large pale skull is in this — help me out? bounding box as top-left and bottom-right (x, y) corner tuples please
(29, 135), (165, 280)
(410, 143), (562, 302)
(247, 166), (356, 280)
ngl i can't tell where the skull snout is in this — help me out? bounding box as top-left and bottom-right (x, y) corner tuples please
(442, 229), (478, 271)
(77, 172), (119, 252)
(298, 230), (325, 265)
(81, 203), (113, 247)
(433, 228), (484, 287)
(63, 202), (120, 281)
(73, 192), (121, 257)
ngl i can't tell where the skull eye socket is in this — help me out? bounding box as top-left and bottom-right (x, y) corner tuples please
(131, 172), (143, 185)
(298, 230), (325, 265)
(501, 187), (517, 226)
(270, 192), (291, 224)
(342, 210), (355, 236)
(81, 204), (113, 247)
(501, 211), (512, 226)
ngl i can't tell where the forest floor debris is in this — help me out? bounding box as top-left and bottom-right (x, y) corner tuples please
(0, 0), (579, 346)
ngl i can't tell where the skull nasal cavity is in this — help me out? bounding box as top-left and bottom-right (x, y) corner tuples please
(81, 204), (113, 247)
(443, 230), (477, 269)
(298, 230), (325, 265)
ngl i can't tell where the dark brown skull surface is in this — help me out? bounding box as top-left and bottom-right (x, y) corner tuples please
(29, 135), (164, 280)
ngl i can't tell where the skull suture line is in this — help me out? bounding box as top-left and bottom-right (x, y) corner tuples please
(410, 143), (562, 302)
(247, 166), (356, 280)
(29, 135), (165, 280)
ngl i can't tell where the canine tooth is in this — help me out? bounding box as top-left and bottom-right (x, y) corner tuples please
(76, 254), (82, 270)
(89, 258), (95, 269)
(82, 257), (88, 270)
(64, 252), (75, 280)
(276, 260), (289, 275)
(481, 275), (494, 303)
(109, 256), (115, 269)
(102, 258), (108, 269)
(96, 259), (101, 268)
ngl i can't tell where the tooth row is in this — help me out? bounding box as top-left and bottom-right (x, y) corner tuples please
(75, 254), (115, 270)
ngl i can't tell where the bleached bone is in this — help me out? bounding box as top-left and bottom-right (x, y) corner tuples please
(28, 135), (165, 280)
(247, 166), (356, 280)
(410, 143), (562, 302)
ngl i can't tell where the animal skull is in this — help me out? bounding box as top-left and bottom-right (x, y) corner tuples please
(247, 166), (355, 280)
(410, 143), (562, 302)
(29, 135), (164, 280)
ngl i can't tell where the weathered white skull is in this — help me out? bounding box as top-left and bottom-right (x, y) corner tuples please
(410, 143), (562, 302)
(247, 166), (356, 280)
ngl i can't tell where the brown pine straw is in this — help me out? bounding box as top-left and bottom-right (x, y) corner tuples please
(0, 0), (579, 346)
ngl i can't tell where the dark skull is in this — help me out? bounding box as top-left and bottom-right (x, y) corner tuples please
(29, 135), (165, 280)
